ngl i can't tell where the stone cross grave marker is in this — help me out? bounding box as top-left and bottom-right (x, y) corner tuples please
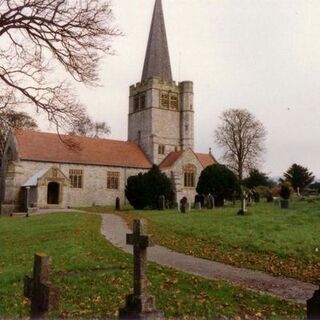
(307, 287), (320, 320)
(24, 253), (59, 320)
(119, 219), (163, 319)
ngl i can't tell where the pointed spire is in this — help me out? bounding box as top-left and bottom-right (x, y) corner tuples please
(142, 0), (173, 82)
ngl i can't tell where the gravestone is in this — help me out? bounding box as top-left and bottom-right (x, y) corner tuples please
(205, 194), (214, 209)
(307, 287), (320, 320)
(195, 202), (201, 210)
(253, 191), (260, 203)
(115, 197), (121, 211)
(194, 195), (202, 210)
(119, 220), (163, 319)
(237, 192), (248, 216)
(158, 195), (165, 211)
(24, 253), (59, 319)
(180, 197), (189, 214)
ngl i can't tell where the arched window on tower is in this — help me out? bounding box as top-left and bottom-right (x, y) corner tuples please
(183, 164), (196, 188)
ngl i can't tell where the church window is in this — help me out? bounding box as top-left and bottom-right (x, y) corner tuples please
(184, 165), (196, 188)
(69, 169), (83, 189)
(170, 94), (178, 110)
(140, 95), (146, 109)
(158, 144), (165, 155)
(107, 172), (119, 190)
(160, 92), (169, 109)
(134, 96), (140, 112)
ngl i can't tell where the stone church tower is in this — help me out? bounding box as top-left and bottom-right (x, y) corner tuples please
(128, 0), (194, 165)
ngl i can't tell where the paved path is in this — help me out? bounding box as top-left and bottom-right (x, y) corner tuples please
(12, 209), (86, 217)
(101, 213), (317, 304)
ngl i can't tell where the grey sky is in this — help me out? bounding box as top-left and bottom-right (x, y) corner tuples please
(55, 0), (320, 178)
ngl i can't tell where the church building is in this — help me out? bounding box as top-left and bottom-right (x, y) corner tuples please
(0, 0), (216, 214)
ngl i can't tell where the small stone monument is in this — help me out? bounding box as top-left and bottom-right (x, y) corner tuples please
(180, 197), (189, 214)
(253, 191), (260, 203)
(307, 287), (320, 320)
(195, 202), (201, 210)
(205, 194), (214, 209)
(237, 191), (248, 216)
(194, 195), (202, 210)
(119, 220), (163, 319)
(158, 195), (165, 211)
(115, 197), (121, 211)
(24, 253), (59, 319)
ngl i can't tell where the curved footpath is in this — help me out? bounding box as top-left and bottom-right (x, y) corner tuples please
(101, 213), (317, 304)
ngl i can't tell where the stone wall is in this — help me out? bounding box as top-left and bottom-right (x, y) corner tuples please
(9, 160), (148, 209)
(128, 77), (194, 165)
(163, 149), (204, 205)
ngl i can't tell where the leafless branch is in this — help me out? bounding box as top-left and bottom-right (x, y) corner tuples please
(0, 0), (120, 132)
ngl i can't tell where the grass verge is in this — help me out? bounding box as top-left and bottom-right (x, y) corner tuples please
(105, 200), (320, 284)
(0, 212), (305, 319)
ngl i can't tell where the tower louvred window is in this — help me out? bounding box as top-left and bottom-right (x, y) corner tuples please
(170, 94), (178, 110)
(161, 93), (169, 109)
(134, 96), (140, 112)
(140, 95), (146, 109)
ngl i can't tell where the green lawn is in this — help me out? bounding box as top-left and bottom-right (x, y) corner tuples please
(0, 212), (305, 319)
(113, 199), (320, 283)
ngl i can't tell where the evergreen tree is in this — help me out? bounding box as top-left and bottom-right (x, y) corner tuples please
(196, 164), (240, 207)
(125, 165), (174, 210)
(243, 169), (273, 189)
(284, 164), (315, 192)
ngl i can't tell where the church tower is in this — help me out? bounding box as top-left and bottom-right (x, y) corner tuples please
(128, 0), (194, 165)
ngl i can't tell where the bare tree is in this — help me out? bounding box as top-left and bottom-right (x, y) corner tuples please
(0, 0), (119, 131)
(215, 109), (267, 181)
(69, 116), (110, 138)
(0, 108), (38, 157)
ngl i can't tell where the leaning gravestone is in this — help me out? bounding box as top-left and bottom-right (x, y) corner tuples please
(180, 197), (189, 214)
(307, 287), (320, 320)
(24, 253), (59, 320)
(158, 195), (165, 211)
(119, 220), (163, 319)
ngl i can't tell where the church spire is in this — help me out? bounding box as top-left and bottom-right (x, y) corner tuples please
(141, 0), (173, 82)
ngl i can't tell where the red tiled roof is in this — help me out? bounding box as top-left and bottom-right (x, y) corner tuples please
(159, 149), (217, 169)
(15, 130), (152, 169)
(159, 151), (184, 169)
(195, 153), (217, 168)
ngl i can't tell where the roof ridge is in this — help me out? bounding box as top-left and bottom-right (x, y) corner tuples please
(16, 129), (135, 145)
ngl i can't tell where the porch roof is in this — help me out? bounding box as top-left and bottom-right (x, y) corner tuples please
(22, 169), (48, 187)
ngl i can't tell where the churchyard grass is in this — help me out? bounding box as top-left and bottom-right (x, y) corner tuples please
(0, 213), (305, 318)
(114, 199), (320, 284)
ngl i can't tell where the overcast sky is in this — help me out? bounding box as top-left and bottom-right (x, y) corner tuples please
(49, 0), (320, 178)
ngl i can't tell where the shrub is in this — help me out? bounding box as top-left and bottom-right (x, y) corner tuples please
(196, 164), (240, 207)
(125, 165), (174, 210)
